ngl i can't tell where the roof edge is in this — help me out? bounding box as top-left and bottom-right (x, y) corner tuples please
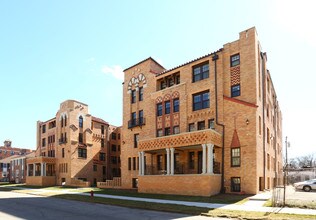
(123, 57), (165, 72)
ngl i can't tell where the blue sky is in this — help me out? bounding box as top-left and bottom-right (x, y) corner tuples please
(0, 0), (315, 159)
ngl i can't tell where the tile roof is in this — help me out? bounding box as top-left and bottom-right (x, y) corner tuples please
(156, 48), (223, 77)
(123, 57), (165, 72)
(92, 116), (109, 125)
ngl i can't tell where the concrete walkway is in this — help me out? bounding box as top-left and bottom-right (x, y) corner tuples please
(2, 186), (316, 216)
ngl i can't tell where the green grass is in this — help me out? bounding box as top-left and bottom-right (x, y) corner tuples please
(3, 184), (251, 204)
(52, 194), (210, 215)
(204, 209), (316, 220)
(0, 182), (10, 185)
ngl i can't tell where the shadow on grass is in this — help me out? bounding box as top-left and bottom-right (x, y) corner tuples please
(51, 193), (211, 215)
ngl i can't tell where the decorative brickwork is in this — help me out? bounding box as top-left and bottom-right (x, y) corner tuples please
(139, 129), (222, 151)
(230, 66), (240, 86)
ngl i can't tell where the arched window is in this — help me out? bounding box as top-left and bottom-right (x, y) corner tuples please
(79, 116), (83, 128)
(61, 116), (64, 127)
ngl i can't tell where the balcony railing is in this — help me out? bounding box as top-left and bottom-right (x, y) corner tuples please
(59, 138), (67, 145)
(128, 117), (146, 129)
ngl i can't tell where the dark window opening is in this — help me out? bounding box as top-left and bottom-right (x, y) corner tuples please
(193, 91), (209, 111)
(230, 54), (240, 67)
(193, 63), (209, 82)
(231, 84), (241, 97)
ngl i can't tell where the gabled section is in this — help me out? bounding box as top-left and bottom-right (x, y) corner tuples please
(230, 129), (241, 148)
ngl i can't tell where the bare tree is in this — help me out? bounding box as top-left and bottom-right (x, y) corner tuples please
(295, 154), (316, 168)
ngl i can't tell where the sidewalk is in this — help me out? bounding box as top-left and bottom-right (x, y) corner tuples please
(2, 185), (316, 216)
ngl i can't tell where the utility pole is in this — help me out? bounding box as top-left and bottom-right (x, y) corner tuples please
(283, 136), (288, 207)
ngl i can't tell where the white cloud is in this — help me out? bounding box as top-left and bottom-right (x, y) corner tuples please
(101, 65), (124, 80)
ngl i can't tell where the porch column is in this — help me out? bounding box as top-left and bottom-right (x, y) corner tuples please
(170, 148), (175, 175)
(41, 163), (44, 176)
(166, 148), (170, 175)
(141, 152), (145, 175)
(33, 163), (36, 176)
(44, 163), (46, 176)
(138, 152), (142, 176)
(27, 164), (31, 176)
(202, 144), (206, 174)
(207, 144), (214, 174)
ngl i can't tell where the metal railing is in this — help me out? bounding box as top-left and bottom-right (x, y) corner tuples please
(128, 118), (146, 129)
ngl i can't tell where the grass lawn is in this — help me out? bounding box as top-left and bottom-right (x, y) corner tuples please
(3, 184), (251, 204)
(205, 209), (316, 220)
(52, 194), (210, 215)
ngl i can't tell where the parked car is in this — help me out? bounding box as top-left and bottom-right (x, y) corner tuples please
(294, 179), (316, 192)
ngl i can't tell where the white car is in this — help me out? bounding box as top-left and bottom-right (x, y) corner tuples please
(294, 179), (316, 192)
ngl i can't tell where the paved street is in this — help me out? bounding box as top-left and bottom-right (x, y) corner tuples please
(0, 191), (191, 220)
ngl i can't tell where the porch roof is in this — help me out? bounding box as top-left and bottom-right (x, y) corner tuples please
(139, 129), (222, 151)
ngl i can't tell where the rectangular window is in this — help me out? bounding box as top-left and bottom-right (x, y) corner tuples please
(197, 121), (205, 130)
(112, 145), (116, 152)
(160, 81), (166, 90)
(42, 124), (46, 133)
(193, 91), (209, 111)
(231, 84), (241, 97)
(175, 74), (180, 84)
(165, 101), (170, 114)
(173, 99), (179, 112)
(267, 128), (270, 144)
(101, 139), (105, 148)
(42, 138), (46, 147)
(231, 177), (241, 192)
(193, 63), (209, 82)
(133, 157), (136, 170)
(131, 112), (137, 127)
(231, 148), (241, 167)
(230, 54), (240, 67)
(78, 148), (87, 158)
(157, 155), (163, 170)
(131, 90), (136, 103)
(102, 166), (106, 175)
(139, 110), (144, 125)
(93, 165), (97, 172)
(118, 134), (120, 139)
(101, 125), (105, 135)
(128, 158), (131, 170)
(189, 123), (195, 132)
(111, 156), (117, 164)
(157, 103), (162, 116)
(111, 132), (117, 140)
(208, 119), (215, 129)
(99, 153), (106, 161)
(173, 126), (180, 134)
(139, 87), (144, 101)
(79, 133), (83, 143)
(167, 77), (174, 87)
(157, 129), (163, 137)
(164, 127), (171, 136)
(62, 148), (65, 158)
(134, 134), (139, 148)
(189, 152), (195, 169)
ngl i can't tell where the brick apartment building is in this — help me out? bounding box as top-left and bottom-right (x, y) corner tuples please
(121, 27), (283, 196)
(0, 140), (33, 181)
(10, 152), (35, 183)
(26, 100), (121, 187)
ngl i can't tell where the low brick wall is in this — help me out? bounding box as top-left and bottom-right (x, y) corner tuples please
(138, 174), (221, 196)
(26, 176), (56, 186)
(98, 177), (121, 189)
